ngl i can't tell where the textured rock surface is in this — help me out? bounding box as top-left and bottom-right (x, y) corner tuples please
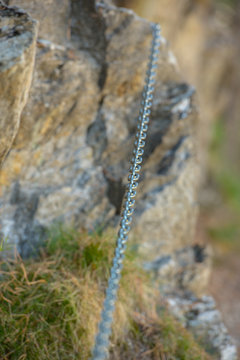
(0, 2), (38, 168)
(167, 294), (238, 360)
(119, 0), (239, 166)
(7, 0), (70, 45)
(144, 244), (212, 296)
(0, 1), (201, 264)
(0, 1), (237, 357)
(117, 0), (240, 352)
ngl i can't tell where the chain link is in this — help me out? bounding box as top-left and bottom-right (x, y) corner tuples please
(91, 23), (161, 360)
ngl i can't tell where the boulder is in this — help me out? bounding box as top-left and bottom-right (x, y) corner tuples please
(0, 1), (202, 266)
(0, 1), (237, 357)
(167, 294), (238, 360)
(0, 2), (38, 168)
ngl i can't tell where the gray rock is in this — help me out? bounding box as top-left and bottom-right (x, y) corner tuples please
(166, 294), (238, 360)
(0, 1), (201, 266)
(144, 244), (212, 296)
(7, 0), (70, 45)
(0, 2), (237, 358)
(0, 2), (38, 168)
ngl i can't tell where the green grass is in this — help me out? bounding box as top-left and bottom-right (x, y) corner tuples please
(207, 118), (240, 253)
(0, 225), (212, 360)
(214, 0), (238, 7)
(116, 311), (211, 360)
(216, 171), (240, 212)
(210, 119), (240, 211)
(208, 224), (240, 254)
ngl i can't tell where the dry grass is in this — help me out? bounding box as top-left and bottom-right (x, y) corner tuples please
(0, 225), (212, 359)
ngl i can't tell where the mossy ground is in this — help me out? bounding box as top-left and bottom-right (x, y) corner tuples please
(0, 225), (211, 360)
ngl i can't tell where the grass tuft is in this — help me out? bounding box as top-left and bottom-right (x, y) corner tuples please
(0, 226), (212, 359)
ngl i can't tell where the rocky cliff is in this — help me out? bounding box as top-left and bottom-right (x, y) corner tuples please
(0, 2), (37, 168)
(0, 1), (237, 358)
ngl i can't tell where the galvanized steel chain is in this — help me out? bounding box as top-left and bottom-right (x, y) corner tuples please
(91, 23), (161, 360)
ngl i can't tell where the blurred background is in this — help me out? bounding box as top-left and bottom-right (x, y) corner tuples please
(115, 0), (240, 350)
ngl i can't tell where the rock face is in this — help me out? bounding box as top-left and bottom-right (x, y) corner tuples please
(167, 294), (238, 360)
(121, 0), (240, 166)
(145, 244), (212, 295)
(0, 2), (38, 168)
(0, 0), (201, 263)
(0, 1), (237, 357)
(7, 0), (71, 45)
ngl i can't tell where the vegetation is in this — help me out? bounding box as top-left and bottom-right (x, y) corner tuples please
(0, 225), (211, 359)
(208, 118), (240, 253)
(215, 0), (239, 8)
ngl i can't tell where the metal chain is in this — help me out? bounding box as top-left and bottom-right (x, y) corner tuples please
(91, 23), (161, 360)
